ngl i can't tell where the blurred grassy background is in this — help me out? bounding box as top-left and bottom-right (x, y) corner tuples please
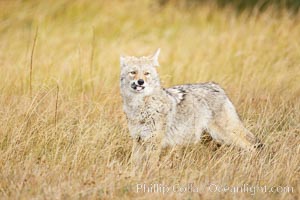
(159, 0), (300, 13)
(0, 0), (299, 199)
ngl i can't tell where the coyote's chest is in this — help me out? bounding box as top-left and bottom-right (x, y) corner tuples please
(124, 94), (171, 139)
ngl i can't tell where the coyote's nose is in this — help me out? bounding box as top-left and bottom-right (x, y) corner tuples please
(137, 79), (144, 85)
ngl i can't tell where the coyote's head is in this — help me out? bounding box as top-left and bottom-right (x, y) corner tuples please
(120, 49), (161, 96)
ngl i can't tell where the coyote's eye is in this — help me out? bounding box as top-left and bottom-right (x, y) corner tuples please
(129, 71), (136, 75)
(144, 72), (150, 76)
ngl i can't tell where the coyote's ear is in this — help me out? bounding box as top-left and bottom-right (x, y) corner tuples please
(151, 48), (160, 67)
(120, 56), (126, 67)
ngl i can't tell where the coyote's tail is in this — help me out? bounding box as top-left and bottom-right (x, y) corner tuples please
(232, 124), (263, 151)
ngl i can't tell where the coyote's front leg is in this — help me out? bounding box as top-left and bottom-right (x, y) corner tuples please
(131, 133), (163, 169)
(131, 138), (144, 167)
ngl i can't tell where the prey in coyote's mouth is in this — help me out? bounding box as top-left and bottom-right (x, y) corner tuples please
(131, 82), (145, 92)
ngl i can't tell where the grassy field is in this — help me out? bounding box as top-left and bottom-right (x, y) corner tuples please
(0, 0), (299, 199)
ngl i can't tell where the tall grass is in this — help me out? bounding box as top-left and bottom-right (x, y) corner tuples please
(0, 0), (299, 199)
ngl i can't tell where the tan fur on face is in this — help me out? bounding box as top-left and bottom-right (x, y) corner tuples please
(132, 70), (148, 82)
(133, 72), (138, 81)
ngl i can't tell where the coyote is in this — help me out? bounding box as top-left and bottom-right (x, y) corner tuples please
(120, 49), (261, 164)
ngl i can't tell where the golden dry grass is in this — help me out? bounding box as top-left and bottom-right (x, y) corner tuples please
(0, 0), (299, 199)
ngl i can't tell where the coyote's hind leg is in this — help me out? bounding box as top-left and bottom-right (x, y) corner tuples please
(207, 99), (260, 151)
(208, 121), (257, 151)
